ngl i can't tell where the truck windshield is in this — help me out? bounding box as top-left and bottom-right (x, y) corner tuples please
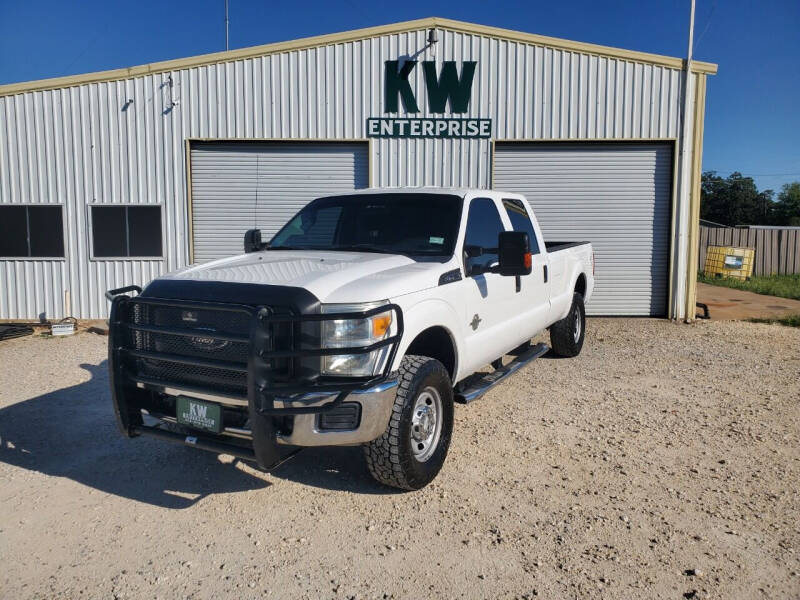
(269, 193), (463, 256)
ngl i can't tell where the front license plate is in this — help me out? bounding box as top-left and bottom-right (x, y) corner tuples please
(176, 396), (222, 434)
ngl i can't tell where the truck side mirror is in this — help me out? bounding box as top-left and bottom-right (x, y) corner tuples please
(497, 231), (532, 276)
(464, 245), (484, 258)
(244, 229), (263, 253)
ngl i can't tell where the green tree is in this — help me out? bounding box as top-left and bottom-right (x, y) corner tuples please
(773, 182), (800, 226)
(700, 171), (775, 226)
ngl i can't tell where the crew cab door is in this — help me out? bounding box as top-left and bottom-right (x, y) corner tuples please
(500, 198), (552, 333)
(457, 197), (520, 375)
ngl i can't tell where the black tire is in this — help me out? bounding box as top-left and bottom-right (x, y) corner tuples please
(550, 292), (586, 357)
(363, 356), (454, 490)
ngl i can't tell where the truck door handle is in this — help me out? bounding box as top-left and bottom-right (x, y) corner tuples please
(543, 265), (548, 283)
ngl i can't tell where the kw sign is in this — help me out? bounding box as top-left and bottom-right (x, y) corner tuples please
(367, 60), (491, 139)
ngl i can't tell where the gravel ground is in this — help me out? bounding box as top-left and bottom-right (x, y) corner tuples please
(1, 318), (799, 599)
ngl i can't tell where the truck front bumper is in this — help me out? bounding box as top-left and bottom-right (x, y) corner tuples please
(274, 378), (398, 446)
(132, 376), (398, 450)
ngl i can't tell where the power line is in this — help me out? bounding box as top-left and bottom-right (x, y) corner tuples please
(694, 0), (717, 51)
(705, 169), (800, 177)
(748, 173), (800, 178)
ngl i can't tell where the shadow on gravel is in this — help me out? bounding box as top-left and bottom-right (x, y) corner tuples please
(0, 360), (394, 506)
(269, 446), (398, 496)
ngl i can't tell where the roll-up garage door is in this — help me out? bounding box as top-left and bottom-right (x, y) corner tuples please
(494, 143), (672, 316)
(190, 142), (369, 263)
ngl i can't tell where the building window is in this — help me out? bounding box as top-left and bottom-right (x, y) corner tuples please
(91, 205), (162, 258)
(0, 205), (65, 258)
(502, 198), (540, 254)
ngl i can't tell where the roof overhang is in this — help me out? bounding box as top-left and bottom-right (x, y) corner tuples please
(0, 16), (718, 96)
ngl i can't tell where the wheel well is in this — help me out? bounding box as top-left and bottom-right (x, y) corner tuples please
(405, 327), (456, 380)
(575, 273), (587, 297)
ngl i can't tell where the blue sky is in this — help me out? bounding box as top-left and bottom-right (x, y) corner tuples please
(1, 0), (798, 193)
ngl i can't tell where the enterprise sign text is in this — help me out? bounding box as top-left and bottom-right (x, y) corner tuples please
(367, 118), (492, 139)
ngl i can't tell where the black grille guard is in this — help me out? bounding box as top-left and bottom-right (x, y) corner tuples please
(108, 287), (403, 415)
(107, 286), (404, 469)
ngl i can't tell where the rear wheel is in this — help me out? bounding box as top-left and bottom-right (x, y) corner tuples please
(550, 292), (586, 357)
(363, 355), (454, 490)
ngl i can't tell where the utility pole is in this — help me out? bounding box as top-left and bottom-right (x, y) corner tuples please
(684, 0), (696, 79)
(225, 0), (230, 51)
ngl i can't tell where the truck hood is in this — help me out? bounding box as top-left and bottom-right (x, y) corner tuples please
(158, 250), (451, 303)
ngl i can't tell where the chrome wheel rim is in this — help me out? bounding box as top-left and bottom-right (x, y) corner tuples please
(574, 308), (582, 342)
(410, 386), (443, 462)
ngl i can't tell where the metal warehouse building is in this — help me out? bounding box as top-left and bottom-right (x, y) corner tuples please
(0, 17), (716, 320)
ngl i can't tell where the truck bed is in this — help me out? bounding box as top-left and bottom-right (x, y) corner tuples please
(544, 241), (591, 253)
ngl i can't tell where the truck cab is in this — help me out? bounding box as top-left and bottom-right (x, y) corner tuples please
(107, 188), (594, 489)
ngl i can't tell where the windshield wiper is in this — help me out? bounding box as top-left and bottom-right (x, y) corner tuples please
(327, 244), (392, 254)
(268, 244), (406, 255)
(265, 245), (315, 251)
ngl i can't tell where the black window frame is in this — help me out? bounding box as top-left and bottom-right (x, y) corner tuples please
(461, 196), (508, 277)
(501, 198), (541, 255)
(0, 204), (65, 259)
(89, 204), (164, 260)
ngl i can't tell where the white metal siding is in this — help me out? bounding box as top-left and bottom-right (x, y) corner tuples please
(190, 142), (368, 262)
(494, 142), (672, 316)
(0, 24), (693, 318)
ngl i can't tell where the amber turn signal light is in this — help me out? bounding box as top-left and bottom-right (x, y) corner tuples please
(371, 313), (392, 337)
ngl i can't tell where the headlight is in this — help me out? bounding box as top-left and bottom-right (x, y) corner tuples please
(320, 302), (394, 376)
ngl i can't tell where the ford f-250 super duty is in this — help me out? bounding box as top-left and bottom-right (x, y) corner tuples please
(107, 188), (594, 490)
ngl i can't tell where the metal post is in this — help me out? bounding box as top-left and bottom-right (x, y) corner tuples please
(676, 0), (696, 320)
(225, 0), (230, 51)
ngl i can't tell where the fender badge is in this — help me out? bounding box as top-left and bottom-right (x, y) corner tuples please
(470, 314), (481, 330)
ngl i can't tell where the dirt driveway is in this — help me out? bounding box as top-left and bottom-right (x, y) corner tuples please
(697, 282), (800, 320)
(1, 319), (798, 599)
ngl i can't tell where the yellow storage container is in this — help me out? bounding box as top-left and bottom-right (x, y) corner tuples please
(703, 245), (755, 280)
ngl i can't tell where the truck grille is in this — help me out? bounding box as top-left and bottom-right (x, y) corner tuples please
(126, 302), (254, 396)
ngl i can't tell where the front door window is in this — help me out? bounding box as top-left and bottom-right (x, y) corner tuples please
(463, 197), (506, 275)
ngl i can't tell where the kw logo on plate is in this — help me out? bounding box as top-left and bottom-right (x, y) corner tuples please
(189, 403), (208, 420)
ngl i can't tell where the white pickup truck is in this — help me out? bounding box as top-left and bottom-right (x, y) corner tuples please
(107, 188), (594, 490)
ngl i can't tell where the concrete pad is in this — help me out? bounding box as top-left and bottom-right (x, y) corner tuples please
(696, 282), (800, 320)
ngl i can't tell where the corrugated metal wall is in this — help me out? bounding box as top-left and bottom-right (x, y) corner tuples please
(494, 142), (673, 316)
(190, 142), (369, 262)
(0, 26), (690, 319)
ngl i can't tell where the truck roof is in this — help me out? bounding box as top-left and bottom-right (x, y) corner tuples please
(323, 186), (503, 198)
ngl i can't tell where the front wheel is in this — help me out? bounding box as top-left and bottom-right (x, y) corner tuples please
(363, 355), (454, 490)
(550, 292), (586, 357)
